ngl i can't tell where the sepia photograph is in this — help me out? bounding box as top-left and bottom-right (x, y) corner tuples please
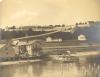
(0, 0), (100, 77)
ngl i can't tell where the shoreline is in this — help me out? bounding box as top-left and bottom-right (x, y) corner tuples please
(0, 59), (42, 66)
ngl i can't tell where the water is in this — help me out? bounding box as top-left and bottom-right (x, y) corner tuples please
(0, 58), (100, 77)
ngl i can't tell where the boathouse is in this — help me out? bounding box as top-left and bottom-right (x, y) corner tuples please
(12, 40), (43, 57)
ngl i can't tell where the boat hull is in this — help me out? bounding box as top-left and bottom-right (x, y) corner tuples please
(49, 55), (79, 62)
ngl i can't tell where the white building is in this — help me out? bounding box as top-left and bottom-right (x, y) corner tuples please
(46, 37), (62, 42)
(78, 34), (87, 41)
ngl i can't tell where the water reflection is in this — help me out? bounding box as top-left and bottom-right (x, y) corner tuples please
(14, 62), (47, 77)
(0, 65), (16, 77)
(0, 61), (100, 77)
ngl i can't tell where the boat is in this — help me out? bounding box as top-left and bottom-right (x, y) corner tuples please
(49, 51), (79, 62)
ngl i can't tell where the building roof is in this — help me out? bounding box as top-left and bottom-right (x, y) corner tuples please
(15, 40), (42, 46)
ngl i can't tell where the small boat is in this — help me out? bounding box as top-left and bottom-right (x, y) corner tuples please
(49, 51), (79, 62)
(50, 54), (78, 62)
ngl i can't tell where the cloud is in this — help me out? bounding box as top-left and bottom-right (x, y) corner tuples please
(1, 0), (100, 26)
(11, 10), (38, 20)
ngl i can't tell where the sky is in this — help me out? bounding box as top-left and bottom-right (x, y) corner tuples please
(0, 0), (100, 27)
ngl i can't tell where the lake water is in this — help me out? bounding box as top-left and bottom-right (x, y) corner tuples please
(0, 58), (100, 77)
